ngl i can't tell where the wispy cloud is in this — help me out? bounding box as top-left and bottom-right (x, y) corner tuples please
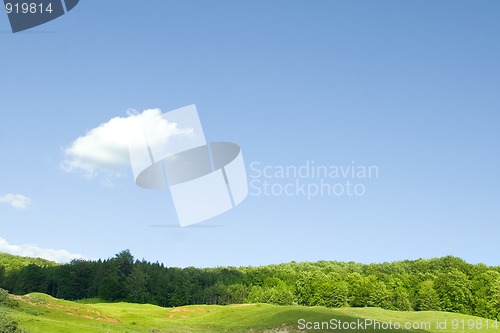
(0, 237), (84, 263)
(0, 194), (31, 210)
(61, 108), (193, 179)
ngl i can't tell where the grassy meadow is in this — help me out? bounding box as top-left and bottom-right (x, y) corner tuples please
(1, 293), (498, 333)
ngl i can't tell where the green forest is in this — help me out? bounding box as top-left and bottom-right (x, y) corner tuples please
(1, 251), (499, 321)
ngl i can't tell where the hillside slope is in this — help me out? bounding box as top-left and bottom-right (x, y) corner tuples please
(0, 253), (58, 273)
(2, 293), (499, 333)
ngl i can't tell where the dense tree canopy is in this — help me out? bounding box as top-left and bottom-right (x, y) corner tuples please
(1, 252), (499, 320)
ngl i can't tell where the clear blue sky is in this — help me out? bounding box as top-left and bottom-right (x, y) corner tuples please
(1, 1), (499, 267)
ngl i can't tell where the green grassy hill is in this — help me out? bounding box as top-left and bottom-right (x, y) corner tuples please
(0, 253), (57, 273)
(2, 293), (498, 333)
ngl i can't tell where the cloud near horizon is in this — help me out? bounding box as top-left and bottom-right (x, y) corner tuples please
(0, 194), (31, 210)
(0, 237), (84, 263)
(61, 108), (194, 179)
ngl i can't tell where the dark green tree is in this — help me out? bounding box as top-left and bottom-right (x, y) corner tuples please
(295, 272), (314, 306)
(470, 271), (500, 318)
(415, 280), (440, 311)
(435, 269), (473, 314)
(167, 268), (191, 306)
(246, 281), (294, 306)
(0, 266), (5, 286)
(126, 266), (150, 304)
(391, 286), (412, 311)
(311, 279), (349, 308)
(98, 250), (134, 301)
(204, 282), (228, 305)
(367, 280), (392, 309)
(491, 279), (500, 319)
(14, 264), (46, 295)
(224, 284), (249, 304)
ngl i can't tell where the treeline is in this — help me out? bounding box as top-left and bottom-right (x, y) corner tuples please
(0, 251), (499, 319)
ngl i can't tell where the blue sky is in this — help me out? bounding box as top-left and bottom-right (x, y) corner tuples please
(0, 1), (499, 267)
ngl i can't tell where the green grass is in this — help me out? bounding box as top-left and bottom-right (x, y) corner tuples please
(2, 293), (498, 333)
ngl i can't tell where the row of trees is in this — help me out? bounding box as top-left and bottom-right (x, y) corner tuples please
(1, 251), (499, 319)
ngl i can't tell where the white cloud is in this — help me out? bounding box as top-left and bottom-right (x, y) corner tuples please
(61, 108), (194, 178)
(0, 194), (31, 210)
(0, 237), (84, 263)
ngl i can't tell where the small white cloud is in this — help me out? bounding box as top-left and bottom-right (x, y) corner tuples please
(0, 237), (84, 263)
(0, 194), (31, 210)
(61, 108), (194, 179)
